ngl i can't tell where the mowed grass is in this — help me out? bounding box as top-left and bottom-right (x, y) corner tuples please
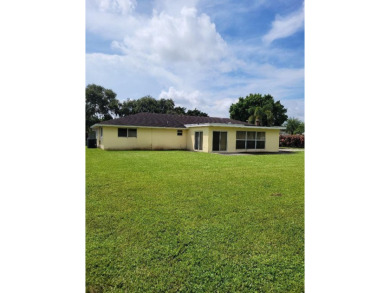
(86, 149), (304, 292)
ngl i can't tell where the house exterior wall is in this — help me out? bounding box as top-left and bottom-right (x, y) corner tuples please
(186, 127), (210, 152)
(150, 128), (187, 150)
(96, 125), (280, 152)
(96, 127), (104, 149)
(99, 127), (187, 150)
(206, 126), (280, 153)
(263, 129), (280, 152)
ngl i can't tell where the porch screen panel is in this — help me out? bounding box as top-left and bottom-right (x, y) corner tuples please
(236, 131), (246, 149)
(255, 132), (265, 149)
(246, 131), (256, 149)
(236, 131), (266, 150)
(236, 140), (246, 149)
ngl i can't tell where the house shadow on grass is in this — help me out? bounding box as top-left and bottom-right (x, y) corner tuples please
(216, 150), (299, 156)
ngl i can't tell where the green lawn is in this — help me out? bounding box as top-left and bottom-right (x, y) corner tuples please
(86, 149), (304, 292)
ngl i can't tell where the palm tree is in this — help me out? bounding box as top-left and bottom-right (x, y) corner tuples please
(248, 105), (275, 126)
(285, 118), (302, 134)
(248, 106), (265, 125)
(264, 110), (275, 126)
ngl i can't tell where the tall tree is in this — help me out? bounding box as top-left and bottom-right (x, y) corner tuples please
(167, 106), (187, 115)
(118, 99), (136, 116)
(119, 96), (208, 117)
(294, 122), (305, 134)
(229, 93), (287, 126)
(186, 108), (208, 117)
(248, 106), (265, 125)
(158, 99), (175, 114)
(86, 84), (120, 136)
(133, 95), (160, 113)
(285, 118), (304, 134)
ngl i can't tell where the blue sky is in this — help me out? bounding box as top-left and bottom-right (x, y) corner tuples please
(86, 0), (304, 120)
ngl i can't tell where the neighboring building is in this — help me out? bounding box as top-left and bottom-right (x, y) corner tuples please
(91, 112), (284, 152)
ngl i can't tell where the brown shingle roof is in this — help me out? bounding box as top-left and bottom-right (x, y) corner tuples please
(97, 112), (249, 128)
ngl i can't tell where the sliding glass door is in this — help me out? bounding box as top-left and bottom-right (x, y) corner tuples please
(194, 131), (203, 150)
(212, 131), (227, 151)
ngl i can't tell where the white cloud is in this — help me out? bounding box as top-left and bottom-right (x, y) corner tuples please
(86, 53), (182, 98)
(153, 0), (200, 15)
(87, 48), (304, 117)
(86, 8), (141, 40)
(91, 0), (137, 15)
(111, 7), (227, 65)
(262, 4), (304, 45)
(208, 97), (237, 117)
(86, 1), (305, 119)
(159, 87), (200, 109)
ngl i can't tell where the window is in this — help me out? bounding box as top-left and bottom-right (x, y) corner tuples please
(246, 131), (256, 149)
(100, 127), (103, 138)
(255, 132), (265, 149)
(118, 128), (137, 138)
(194, 131), (203, 150)
(128, 129), (137, 137)
(236, 131), (265, 150)
(118, 128), (127, 137)
(177, 130), (183, 136)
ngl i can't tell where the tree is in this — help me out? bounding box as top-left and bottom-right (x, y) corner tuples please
(186, 108), (209, 117)
(119, 96), (208, 117)
(248, 106), (264, 125)
(285, 118), (304, 134)
(118, 99), (136, 116)
(86, 86), (210, 131)
(294, 122), (304, 134)
(86, 84), (120, 136)
(229, 93), (287, 126)
(118, 96), (175, 116)
(167, 106), (187, 115)
(158, 99), (175, 114)
(133, 95), (160, 113)
(248, 104), (275, 126)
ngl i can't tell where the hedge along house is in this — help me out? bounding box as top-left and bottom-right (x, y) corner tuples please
(91, 112), (284, 152)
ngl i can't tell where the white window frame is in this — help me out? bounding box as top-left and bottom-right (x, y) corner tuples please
(194, 131), (203, 150)
(118, 128), (137, 138)
(236, 131), (265, 150)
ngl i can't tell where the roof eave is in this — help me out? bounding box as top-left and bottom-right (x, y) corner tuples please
(90, 124), (186, 129)
(184, 123), (285, 130)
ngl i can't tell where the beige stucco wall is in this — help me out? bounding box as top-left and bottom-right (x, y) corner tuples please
(99, 126), (187, 150)
(263, 129), (281, 152)
(186, 127), (210, 152)
(95, 125), (280, 152)
(96, 127), (103, 149)
(206, 127), (280, 153)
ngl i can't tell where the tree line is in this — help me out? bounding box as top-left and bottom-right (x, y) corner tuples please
(86, 84), (304, 136)
(86, 84), (208, 135)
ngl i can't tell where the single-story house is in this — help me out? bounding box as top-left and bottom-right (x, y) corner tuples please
(91, 112), (284, 153)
